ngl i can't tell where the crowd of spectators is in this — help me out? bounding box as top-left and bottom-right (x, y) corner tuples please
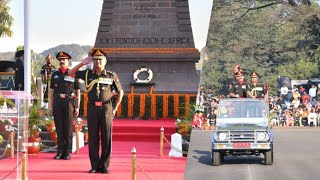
(193, 85), (222, 129)
(270, 84), (320, 127)
(193, 83), (320, 128)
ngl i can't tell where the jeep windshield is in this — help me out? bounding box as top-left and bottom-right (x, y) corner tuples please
(218, 100), (267, 118)
(216, 99), (269, 130)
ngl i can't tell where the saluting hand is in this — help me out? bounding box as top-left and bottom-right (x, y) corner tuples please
(81, 56), (93, 65)
(74, 108), (79, 117)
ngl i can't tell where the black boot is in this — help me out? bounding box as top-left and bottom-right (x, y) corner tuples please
(54, 153), (64, 160)
(63, 153), (71, 160)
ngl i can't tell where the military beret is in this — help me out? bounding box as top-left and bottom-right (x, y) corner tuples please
(232, 64), (242, 75)
(15, 50), (24, 58)
(91, 49), (107, 59)
(235, 71), (244, 79)
(250, 72), (259, 78)
(56, 51), (71, 60)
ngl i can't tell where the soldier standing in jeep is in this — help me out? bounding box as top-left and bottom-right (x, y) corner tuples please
(246, 72), (265, 99)
(229, 64), (247, 98)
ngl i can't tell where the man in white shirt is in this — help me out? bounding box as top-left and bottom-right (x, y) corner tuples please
(309, 84), (317, 99)
(280, 84), (288, 100)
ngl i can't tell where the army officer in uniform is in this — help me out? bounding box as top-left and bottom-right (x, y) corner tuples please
(14, 50), (24, 91)
(246, 72), (265, 98)
(50, 51), (80, 160)
(69, 49), (124, 174)
(229, 71), (247, 98)
(41, 54), (56, 107)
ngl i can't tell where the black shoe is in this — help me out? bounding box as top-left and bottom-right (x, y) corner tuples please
(89, 169), (97, 173)
(63, 154), (70, 160)
(54, 153), (64, 160)
(100, 167), (110, 174)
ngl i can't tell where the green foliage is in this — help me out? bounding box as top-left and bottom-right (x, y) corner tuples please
(29, 101), (46, 137)
(204, 1), (320, 94)
(156, 96), (163, 118)
(133, 95), (140, 118)
(0, 95), (15, 108)
(0, 0), (13, 38)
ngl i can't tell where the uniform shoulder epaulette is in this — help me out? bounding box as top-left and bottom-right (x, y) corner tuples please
(107, 70), (115, 74)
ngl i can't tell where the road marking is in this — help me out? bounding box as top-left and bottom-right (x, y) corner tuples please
(247, 164), (252, 180)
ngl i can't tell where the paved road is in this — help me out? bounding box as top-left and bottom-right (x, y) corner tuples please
(184, 128), (320, 180)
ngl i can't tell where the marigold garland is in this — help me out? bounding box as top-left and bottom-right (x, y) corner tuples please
(140, 94), (146, 117)
(185, 95), (190, 119)
(127, 94), (133, 118)
(174, 94), (179, 118)
(163, 94), (169, 118)
(81, 93), (196, 119)
(151, 94), (157, 119)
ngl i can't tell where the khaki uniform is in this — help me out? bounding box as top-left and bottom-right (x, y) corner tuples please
(246, 83), (265, 98)
(76, 69), (122, 170)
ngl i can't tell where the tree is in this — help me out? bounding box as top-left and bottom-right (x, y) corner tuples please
(0, 0), (13, 38)
(204, 0), (320, 94)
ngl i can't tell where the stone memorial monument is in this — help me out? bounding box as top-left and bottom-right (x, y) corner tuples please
(94, 0), (200, 94)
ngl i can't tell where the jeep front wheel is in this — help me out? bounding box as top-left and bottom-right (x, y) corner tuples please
(212, 151), (221, 166)
(264, 147), (273, 165)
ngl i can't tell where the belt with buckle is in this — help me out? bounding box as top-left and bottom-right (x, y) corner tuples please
(59, 94), (66, 99)
(95, 101), (102, 107)
(91, 100), (112, 107)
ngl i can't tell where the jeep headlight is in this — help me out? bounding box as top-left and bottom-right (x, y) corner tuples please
(256, 132), (269, 141)
(218, 132), (228, 141)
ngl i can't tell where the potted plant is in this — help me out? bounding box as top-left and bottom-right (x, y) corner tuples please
(4, 122), (17, 140)
(0, 118), (13, 132)
(28, 101), (44, 154)
(49, 127), (57, 145)
(176, 119), (192, 136)
(42, 115), (55, 132)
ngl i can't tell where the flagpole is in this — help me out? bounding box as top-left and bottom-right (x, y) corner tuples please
(22, 1), (31, 179)
(24, 0), (31, 95)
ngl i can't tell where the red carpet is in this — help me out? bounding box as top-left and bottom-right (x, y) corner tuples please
(0, 119), (186, 180)
(112, 119), (177, 142)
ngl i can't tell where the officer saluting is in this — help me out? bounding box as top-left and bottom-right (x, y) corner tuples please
(246, 72), (265, 98)
(50, 51), (81, 160)
(69, 49), (124, 174)
(229, 64), (246, 98)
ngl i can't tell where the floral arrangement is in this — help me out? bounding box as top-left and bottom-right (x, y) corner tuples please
(176, 118), (192, 136)
(82, 126), (88, 133)
(31, 125), (42, 133)
(5, 125), (17, 132)
(0, 118), (14, 132)
(42, 115), (54, 125)
(0, 118), (13, 125)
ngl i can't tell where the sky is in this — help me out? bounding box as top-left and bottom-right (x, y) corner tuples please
(0, 0), (213, 53)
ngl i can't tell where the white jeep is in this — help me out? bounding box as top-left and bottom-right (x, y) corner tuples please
(211, 98), (273, 166)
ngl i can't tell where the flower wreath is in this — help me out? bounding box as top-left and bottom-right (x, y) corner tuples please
(133, 68), (153, 83)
